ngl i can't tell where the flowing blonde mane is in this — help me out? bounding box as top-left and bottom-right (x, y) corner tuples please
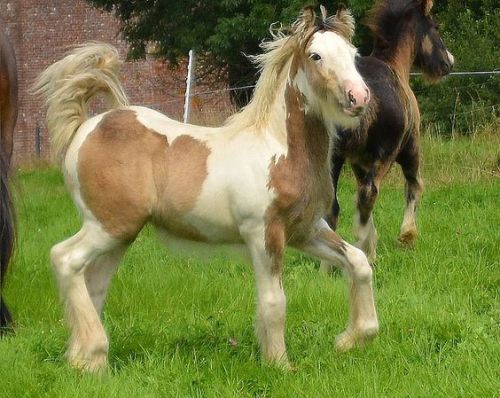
(224, 6), (355, 131)
(223, 27), (301, 131)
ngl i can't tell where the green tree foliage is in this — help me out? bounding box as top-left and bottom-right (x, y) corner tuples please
(87, 0), (498, 132)
(413, 0), (499, 133)
(87, 0), (322, 104)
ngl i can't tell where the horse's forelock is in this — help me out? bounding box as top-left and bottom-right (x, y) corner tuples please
(315, 5), (355, 42)
(289, 5), (356, 53)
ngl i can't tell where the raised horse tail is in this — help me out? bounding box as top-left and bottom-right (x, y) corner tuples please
(0, 148), (14, 333)
(32, 42), (129, 159)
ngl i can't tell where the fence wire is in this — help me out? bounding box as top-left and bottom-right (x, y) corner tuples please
(181, 71), (498, 132)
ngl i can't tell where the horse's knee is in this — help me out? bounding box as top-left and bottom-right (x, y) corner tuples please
(347, 247), (373, 283)
(260, 290), (286, 314)
(50, 242), (87, 280)
(50, 243), (67, 275)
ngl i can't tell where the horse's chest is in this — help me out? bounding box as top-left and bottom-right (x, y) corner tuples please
(268, 155), (332, 241)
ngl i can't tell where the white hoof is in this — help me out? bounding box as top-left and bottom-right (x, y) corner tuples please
(66, 341), (108, 373)
(335, 321), (379, 352)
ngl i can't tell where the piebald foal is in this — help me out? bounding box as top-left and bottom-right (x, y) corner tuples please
(35, 6), (378, 372)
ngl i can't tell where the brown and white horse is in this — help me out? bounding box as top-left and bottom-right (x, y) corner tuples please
(0, 29), (18, 333)
(324, 0), (454, 265)
(34, 6), (377, 371)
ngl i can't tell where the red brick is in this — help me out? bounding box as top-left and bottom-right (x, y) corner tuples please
(1, 0), (232, 164)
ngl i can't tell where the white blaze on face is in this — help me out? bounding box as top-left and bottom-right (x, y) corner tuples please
(446, 50), (455, 67)
(308, 31), (360, 84)
(294, 30), (369, 129)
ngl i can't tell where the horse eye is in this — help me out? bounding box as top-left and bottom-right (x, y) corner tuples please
(309, 53), (321, 61)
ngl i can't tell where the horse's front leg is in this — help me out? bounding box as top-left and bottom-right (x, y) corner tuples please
(352, 160), (392, 263)
(397, 137), (423, 246)
(299, 220), (379, 351)
(242, 222), (289, 368)
(326, 154), (345, 230)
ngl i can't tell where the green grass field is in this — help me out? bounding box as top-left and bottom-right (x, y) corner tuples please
(1, 132), (499, 397)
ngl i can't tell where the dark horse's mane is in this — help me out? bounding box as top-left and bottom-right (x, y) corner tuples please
(365, 0), (433, 63)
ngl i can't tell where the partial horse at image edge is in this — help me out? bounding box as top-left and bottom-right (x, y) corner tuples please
(0, 30), (18, 333)
(34, 6), (379, 372)
(324, 0), (454, 267)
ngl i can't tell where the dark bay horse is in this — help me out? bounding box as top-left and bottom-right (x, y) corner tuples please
(0, 29), (18, 332)
(324, 0), (454, 265)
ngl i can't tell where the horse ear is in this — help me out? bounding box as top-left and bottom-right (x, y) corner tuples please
(335, 6), (355, 41)
(420, 0), (434, 16)
(292, 6), (317, 36)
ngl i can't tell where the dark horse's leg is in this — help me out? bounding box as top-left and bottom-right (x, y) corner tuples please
(352, 160), (392, 263)
(396, 137), (423, 246)
(0, 149), (14, 333)
(320, 155), (346, 273)
(327, 154), (345, 230)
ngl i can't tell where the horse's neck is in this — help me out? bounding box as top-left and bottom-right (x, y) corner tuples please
(371, 26), (416, 82)
(283, 83), (331, 175)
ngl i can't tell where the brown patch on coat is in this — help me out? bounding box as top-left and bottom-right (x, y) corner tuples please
(421, 35), (433, 56)
(265, 83), (333, 274)
(78, 110), (210, 242)
(152, 134), (211, 241)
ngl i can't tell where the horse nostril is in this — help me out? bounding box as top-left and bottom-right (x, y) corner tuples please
(348, 90), (356, 106)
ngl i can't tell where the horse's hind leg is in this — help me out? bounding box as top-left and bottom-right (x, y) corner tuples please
(51, 222), (123, 372)
(397, 139), (423, 246)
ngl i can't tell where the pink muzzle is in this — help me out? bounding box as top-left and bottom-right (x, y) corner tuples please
(344, 79), (370, 116)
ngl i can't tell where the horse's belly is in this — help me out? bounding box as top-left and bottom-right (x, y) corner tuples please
(156, 228), (251, 264)
(152, 209), (242, 244)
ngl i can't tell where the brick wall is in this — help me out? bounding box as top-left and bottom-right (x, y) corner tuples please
(0, 0), (199, 164)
